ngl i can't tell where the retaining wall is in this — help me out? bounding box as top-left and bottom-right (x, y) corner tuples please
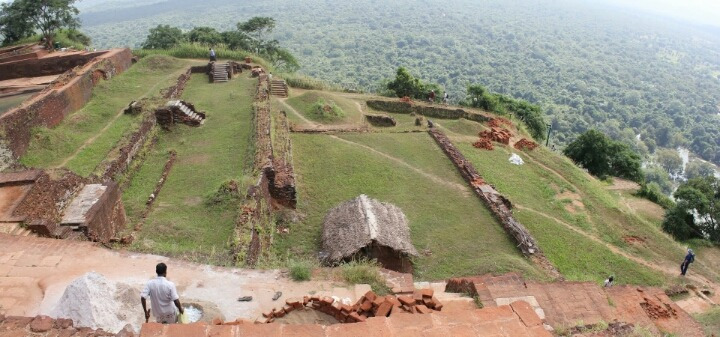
(0, 48), (133, 159)
(11, 170), (85, 223)
(83, 181), (125, 243)
(428, 128), (540, 256)
(268, 110), (297, 208)
(99, 113), (157, 182)
(366, 100), (490, 123)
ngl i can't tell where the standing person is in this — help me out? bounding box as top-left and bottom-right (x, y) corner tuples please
(680, 248), (695, 276)
(141, 263), (184, 324)
(428, 90), (436, 103)
(443, 92), (449, 105)
(209, 48), (216, 62)
(268, 72), (273, 82)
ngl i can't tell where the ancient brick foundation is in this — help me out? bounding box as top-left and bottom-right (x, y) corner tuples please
(0, 315), (128, 337)
(268, 110), (297, 208)
(0, 49), (133, 159)
(83, 181), (125, 243)
(11, 170), (86, 223)
(99, 113), (157, 182)
(366, 99), (490, 123)
(428, 129), (540, 256)
(445, 273), (705, 336)
(0, 51), (108, 81)
(161, 68), (192, 99)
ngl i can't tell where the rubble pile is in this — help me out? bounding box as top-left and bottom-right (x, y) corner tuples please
(472, 137), (494, 150)
(261, 290), (443, 324)
(514, 138), (538, 151)
(480, 127), (512, 145)
(487, 118), (512, 128)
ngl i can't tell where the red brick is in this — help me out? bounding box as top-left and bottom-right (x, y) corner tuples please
(320, 297), (334, 305)
(349, 312), (366, 323)
(376, 301), (393, 317)
(262, 310), (274, 318)
(30, 315), (53, 332)
(283, 305), (294, 314)
(364, 291), (377, 302)
(372, 296), (386, 307)
(302, 296), (310, 305)
(510, 300), (543, 327)
(360, 299), (373, 311)
(413, 291), (424, 303)
(310, 295), (321, 302)
(282, 324), (326, 337)
(139, 323), (166, 337)
(237, 323), (282, 337)
(54, 318), (73, 329)
(286, 298), (303, 308)
(167, 321), (208, 337)
(419, 288), (434, 298)
(208, 325), (236, 337)
(386, 296), (401, 307)
(2, 316), (32, 330)
(275, 309), (286, 318)
(415, 304), (432, 314)
(341, 304), (353, 313)
(398, 296), (415, 306)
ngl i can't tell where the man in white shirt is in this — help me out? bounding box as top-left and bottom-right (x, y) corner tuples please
(141, 263), (184, 323)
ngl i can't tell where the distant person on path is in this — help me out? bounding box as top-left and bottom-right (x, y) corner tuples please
(209, 48), (217, 62)
(268, 72), (273, 82)
(141, 263), (184, 323)
(428, 90), (436, 103)
(603, 275), (614, 287)
(680, 248), (695, 276)
(443, 92), (449, 105)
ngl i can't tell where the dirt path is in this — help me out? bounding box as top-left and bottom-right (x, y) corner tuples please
(329, 135), (470, 195)
(277, 98), (317, 127)
(54, 68), (190, 169)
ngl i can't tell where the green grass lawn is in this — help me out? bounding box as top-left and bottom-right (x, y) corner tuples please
(284, 91), (363, 124)
(122, 74), (255, 264)
(275, 132), (546, 281)
(20, 55), (193, 173)
(695, 307), (720, 336)
(455, 142), (693, 285)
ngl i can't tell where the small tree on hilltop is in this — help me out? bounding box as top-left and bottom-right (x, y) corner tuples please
(387, 67), (426, 99)
(186, 26), (223, 45)
(0, 0), (80, 48)
(238, 16), (276, 52)
(142, 24), (184, 49)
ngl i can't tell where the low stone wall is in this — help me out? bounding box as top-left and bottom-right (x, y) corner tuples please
(99, 113), (157, 182)
(0, 51), (107, 81)
(428, 129), (540, 256)
(161, 68), (192, 99)
(83, 181), (125, 243)
(365, 114), (397, 127)
(0, 315), (126, 337)
(268, 110), (297, 208)
(0, 49), (133, 159)
(366, 100), (490, 123)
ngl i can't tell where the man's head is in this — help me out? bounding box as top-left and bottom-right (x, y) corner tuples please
(156, 263), (167, 276)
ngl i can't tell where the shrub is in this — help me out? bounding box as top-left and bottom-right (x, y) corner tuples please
(340, 259), (391, 295)
(289, 259), (312, 281)
(311, 99), (344, 119)
(635, 182), (675, 209)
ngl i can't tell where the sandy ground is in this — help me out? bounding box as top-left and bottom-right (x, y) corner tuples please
(0, 234), (366, 329)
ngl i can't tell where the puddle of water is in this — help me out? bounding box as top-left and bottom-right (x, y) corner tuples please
(183, 305), (203, 323)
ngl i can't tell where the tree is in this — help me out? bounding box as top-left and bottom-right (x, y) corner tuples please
(663, 176), (720, 243)
(221, 30), (251, 50)
(0, 0), (79, 48)
(238, 16), (275, 51)
(386, 67), (429, 99)
(563, 129), (643, 181)
(186, 27), (223, 45)
(685, 160), (716, 180)
(266, 47), (300, 72)
(142, 25), (184, 49)
(655, 148), (683, 176)
(643, 165), (673, 194)
(0, 0), (35, 45)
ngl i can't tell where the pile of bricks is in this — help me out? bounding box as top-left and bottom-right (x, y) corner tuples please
(0, 315), (131, 337)
(487, 118), (512, 128)
(480, 128), (512, 145)
(514, 138), (538, 151)
(473, 137), (494, 150)
(262, 290), (444, 324)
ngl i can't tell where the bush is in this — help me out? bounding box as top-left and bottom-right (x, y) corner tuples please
(311, 99), (344, 119)
(289, 260), (312, 281)
(340, 259), (391, 295)
(635, 182), (675, 209)
(564, 129), (643, 182)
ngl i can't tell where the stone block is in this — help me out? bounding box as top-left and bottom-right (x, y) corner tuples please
(376, 301), (393, 317)
(419, 288), (434, 298)
(364, 291), (377, 302)
(398, 296), (414, 306)
(360, 299), (372, 312)
(511, 300), (543, 327)
(30, 315), (53, 332)
(2, 316), (32, 330)
(54, 318), (73, 329)
(372, 296), (386, 308)
(286, 298), (302, 308)
(415, 304), (432, 314)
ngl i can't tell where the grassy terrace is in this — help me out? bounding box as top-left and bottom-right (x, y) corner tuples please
(20, 56), (194, 175)
(122, 74), (255, 264)
(456, 141), (720, 286)
(275, 131), (546, 281)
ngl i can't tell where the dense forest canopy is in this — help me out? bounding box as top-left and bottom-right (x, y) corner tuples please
(68, 0), (720, 165)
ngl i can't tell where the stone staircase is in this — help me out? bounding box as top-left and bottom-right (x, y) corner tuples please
(212, 63), (230, 83)
(167, 100), (205, 125)
(270, 79), (288, 97)
(0, 222), (34, 237)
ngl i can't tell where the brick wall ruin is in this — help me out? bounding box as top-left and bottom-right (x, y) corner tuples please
(365, 114), (397, 127)
(82, 181), (125, 243)
(99, 112), (157, 182)
(0, 51), (107, 81)
(267, 110), (297, 208)
(161, 68), (192, 99)
(11, 170), (85, 223)
(366, 100), (490, 123)
(428, 129), (541, 256)
(0, 49), (133, 159)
